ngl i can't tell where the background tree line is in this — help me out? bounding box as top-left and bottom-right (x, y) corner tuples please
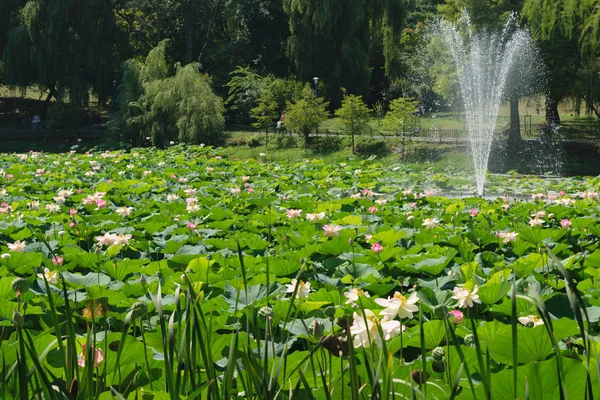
(0, 0), (598, 145)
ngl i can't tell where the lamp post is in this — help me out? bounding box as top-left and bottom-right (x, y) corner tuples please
(112, 80), (117, 113)
(313, 77), (319, 98)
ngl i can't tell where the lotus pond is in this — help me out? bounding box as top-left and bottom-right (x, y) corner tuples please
(2, 145), (600, 399)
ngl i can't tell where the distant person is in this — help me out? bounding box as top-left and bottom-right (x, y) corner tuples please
(276, 112), (286, 129)
(32, 115), (41, 130)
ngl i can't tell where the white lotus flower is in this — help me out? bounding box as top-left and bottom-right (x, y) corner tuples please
(375, 291), (419, 319)
(285, 279), (311, 298)
(518, 315), (544, 327)
(37, 268), (59, 285)
(343, 288), (371, 306)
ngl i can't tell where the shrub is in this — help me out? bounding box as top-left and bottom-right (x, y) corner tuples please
(309, 135), (347, 154)
(247, 136), (262, 148)
(354, 139), (390, 156)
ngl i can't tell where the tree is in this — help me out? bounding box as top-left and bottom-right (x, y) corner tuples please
(283, 0), (407, 107)
(382, 97), (418, 134)
(2, 0), (120, 107)
(285, 85), (329, 147)
(522, 0), (598, 126)
(334, 94), (371, 153)
(111, 41), (225, 147)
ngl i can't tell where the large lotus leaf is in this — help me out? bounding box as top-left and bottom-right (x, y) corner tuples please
(337, 262), (380, 280)
(478, 270), (511, 305)
(399, 249), (458, 276)
(270, 257), (301, 277)
(404, 320), (446, 349)
(2, 252), (44, 275)
(224, 283), (282, 310)
(487, 325), (553, 365)
(372, 229), (407, 246)
(480, 357), (592, 400)
(319, 237), (351, 256)
(61, 271), (111, 287)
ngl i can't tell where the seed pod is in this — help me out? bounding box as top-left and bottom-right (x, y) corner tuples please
(432, 346), (445, 361)
(130, 302), (148, 319)
(411, 369), (430, 385)
(12, 277), (30, 297)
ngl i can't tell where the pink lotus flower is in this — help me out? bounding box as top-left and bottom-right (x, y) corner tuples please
(6, 174), (13, 180)
(187, 222), (196, 231)
(69, 221), (76, 228)
(7, 240), (26, 252)
(559, 191), (565, 196)
(247, 187), (254, 193)
(560, 219), (571, 229)
(78, 344), (104, 368)
(77, 189), (83, 194)
(452, 285), (481, 309)
(52, 255), (64, 266)
(95, 199), (107, 209)
(368, 206), (378, 214)
(409, 202), (417, 208)
(362, 189), (374, 198)
(323, 224), (343, 237)
(285, 209), (302, 219)
(448, 309), (463, 324)
(69, 208), (78, 216)
(469, 208), (478, 217)
(371, 243), (384, 254)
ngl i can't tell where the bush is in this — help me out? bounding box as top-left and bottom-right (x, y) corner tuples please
(247, 136), (262, 148)
(354, 139), (390, 156)
(275, 133), (297, 148)
(308, 135), (347, 154)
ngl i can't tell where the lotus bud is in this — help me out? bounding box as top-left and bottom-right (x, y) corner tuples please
(139, 275), (147, 285)
(432, 359), (445, 372)
(13, 309), (24, 327)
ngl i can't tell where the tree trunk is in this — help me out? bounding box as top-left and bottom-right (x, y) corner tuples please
(545, 96), (560, 126)
(508, 95), (521, 143)
(183, 1), (194, 65)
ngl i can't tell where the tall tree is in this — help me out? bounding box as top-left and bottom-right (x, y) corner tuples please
(2, 0), (120, 106)
(283, 0), (407, 107)
(522, 0), (599, 125)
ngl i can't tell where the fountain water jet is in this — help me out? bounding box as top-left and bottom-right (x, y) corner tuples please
(436, 14), (533, 195)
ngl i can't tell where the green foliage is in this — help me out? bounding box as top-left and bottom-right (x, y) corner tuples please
(2, 0), (120, 105)
(111, 41), (225, 147)
(285, 85), (329, 146)
(283, 0), (407, 106)
(522, 0), (600, 57)
(354, 138), (390, 155)
(382, 97), (418, 134)
(334, 94), (371, 137)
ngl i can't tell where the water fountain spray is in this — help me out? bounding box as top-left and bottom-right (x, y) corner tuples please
(436, 14), (533, 195)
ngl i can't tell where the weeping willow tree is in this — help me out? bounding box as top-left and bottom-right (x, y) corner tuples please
(2, 0), (119, 106)
(522, 0), (600, 125)
(283, 0), (406, 107)
(111, 40), (225, 147)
